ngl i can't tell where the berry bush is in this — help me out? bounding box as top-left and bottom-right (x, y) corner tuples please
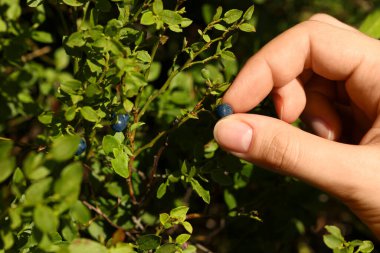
(0, 0), (379, 252)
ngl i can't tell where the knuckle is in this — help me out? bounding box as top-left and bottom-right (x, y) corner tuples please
(264, 132), (300, 173)
(308, 13), (331, 22)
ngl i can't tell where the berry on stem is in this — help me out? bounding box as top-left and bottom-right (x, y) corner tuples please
(75, 138), (87, 156)
(111, 114), (130, 132)
(215, 103), (234, 118)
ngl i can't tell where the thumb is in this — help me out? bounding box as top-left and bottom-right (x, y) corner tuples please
(213, 114), (369, 200)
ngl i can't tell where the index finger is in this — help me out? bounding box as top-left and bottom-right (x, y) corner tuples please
(224, 17), (379, 114)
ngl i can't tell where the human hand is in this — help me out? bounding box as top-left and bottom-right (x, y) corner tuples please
(213, 13), (380, 238)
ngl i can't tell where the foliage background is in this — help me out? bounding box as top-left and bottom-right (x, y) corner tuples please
(1, 0), (380, 252)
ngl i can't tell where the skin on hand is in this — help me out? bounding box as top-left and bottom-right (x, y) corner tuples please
(213, 13), (380, 239)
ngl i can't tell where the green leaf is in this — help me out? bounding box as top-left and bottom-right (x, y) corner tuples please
(224, 189), (237, 211)
(80, 106), (99, 122)
(0, 140), (15, 183)
(160, 10), (182, 25)
(360, 9), (380, 38)
(239, 23), (256, 32)
(136, 234), (161, 250)
(27, 0), (44, 7)
(202, 4), (214, 24)
(220, 50), (236, 61)
(153, 0), (163, 14)
(111, 152), (129, 178)
(60, 79), (82, 95)
(223, 9), (243, 24)
(9, 208), (22, 229)
(325, 225), (345, 241)
(38, 112), (53, 125)
(323, 234), (344, 249)
(182, 221), (193, 234)
(123, 99), (134, 113)
(181, 18), (193, 28)
(214, 24), (227, 31)
(156, 182), (167, 199)
(176, 234), (191, 244)
(0, 229), (14, 250)
(243, 5), (255, 21)
(190, 178), (210, 204)
(141, 11), (155, 25)
(202, 34), (211, 42)
(358, 241), (374, 252)
(65, 107), (77, 121)
(55, 47), (70, 70)
(50, 135), (80, 161)
(183, 245), (197, 253)
(170, 206), (189, 222)
(156, 243), (177, 253)
(69, 239), (107, 253)
(65, 31), (85, 48)
(108, 244), (135, 253)
(213, 6), (223, 21)
(31, 31), (53, 43)
(34, 205), (59, 233)
(136, 50), (152, 63)
(70, 200), (91, 224)
(63, 0), (85, 7)
(159, 213), (170, 225)
(54, 162), (83, 197)
(24, 178), (52, 205)
(102, 135), (120, 155)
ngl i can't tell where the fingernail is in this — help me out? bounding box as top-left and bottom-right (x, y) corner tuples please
(214, 119), (253, 153)
(310, 118), (334, 140)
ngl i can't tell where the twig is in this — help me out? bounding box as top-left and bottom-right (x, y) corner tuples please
(196, 243), (215, 253)
(21, 46), (51, 63)
(82, 200), (136, 240)
(127, 156), (138, 205)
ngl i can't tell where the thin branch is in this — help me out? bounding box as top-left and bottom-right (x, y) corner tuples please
(82, 200), (136, 240)
(21, 46), (51, 63)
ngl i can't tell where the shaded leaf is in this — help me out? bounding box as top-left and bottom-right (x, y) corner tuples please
(54, 162), (83, 197)
(69, 239), (107, 253)
(27, 0), (44, 7)
(136, 234), (161, 250)
(50, 135), (80, 161)
(34, 205), (59, 233)
(156, 243), (177, 253)
(102, 135), (120, 155)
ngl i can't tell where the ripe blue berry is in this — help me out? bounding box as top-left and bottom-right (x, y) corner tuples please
(75, 138), (87, 156)
(111, 114), (129, 132)
(215, 103), (233, 118)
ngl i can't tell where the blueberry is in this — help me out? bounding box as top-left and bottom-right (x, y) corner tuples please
(111, 114), (129, 132)
(215, 103), (234, 118)
(75, 138), (87, 156)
